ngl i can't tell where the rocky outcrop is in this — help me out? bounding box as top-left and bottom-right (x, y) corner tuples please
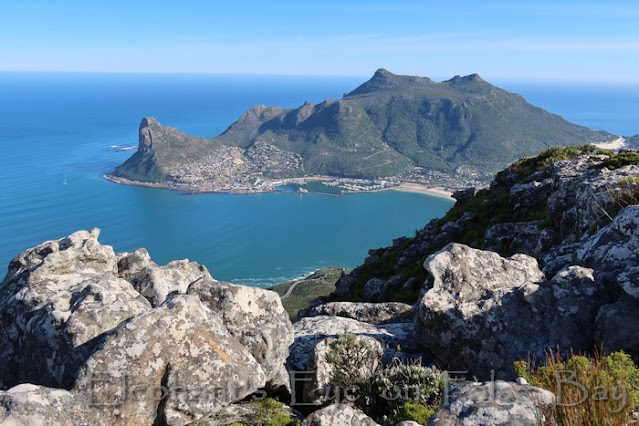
(289, 316), (417, 373)
(595, 299), (639, 360)
(430, 381), (555, 425)
(135, 259), (212, 306)
(299, 301), (414, 324)
(304, 403), (379, 426)
(578, 205), (639, 299)
(416, 243), (606, 379)
(0, 229), (150, 389)
(0, 384), (90, 425)
(73, 293), (266, 425)
(188, 278), (294, 392)
(0, 229), (295, 425)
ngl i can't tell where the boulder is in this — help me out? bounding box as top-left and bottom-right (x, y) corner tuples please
(483, 221), (543, 256)
(578, 205), (639, 299)
(416, 243), (604, 379)
(135, 259), (212, 307)
(546, 157), (639, 243)
(509, 179), (552, 213)
(299, 302), (414, 324)
(0, 229), (298, 425)
(116, 248), (155, 280)
(429, 381), (555, 425)
(72, 293), (266, 425)
(289, 316), (417, 373)
(305, 403), (379, 426)
(333, 274), (357, 297)
(188, 279), (294, 389)
(0, 384), (90, 425)
(0, 229), (150, 389)
(364, 274), (404, 302)
(595, 300), (639, 362)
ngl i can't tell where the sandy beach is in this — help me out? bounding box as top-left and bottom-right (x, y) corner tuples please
(390, 183), (455, 200)
(594, 137), (627, 150)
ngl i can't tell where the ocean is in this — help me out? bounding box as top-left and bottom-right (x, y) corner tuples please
(1, 72), (638, 286)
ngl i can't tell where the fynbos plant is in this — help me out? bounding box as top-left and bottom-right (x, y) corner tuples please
(514, 349), (639, 425)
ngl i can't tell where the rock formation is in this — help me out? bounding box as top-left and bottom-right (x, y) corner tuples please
(0, 229), (293, 425)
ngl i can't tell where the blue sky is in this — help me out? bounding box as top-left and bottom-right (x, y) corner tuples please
(1, 0), (638, 82)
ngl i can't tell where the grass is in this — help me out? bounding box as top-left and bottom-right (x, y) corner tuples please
(513, 350), (639, 425)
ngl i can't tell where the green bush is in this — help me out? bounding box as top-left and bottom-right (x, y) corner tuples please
(325, 334), (379, 389)
(360, 359), (447, 424)
(324, 335), (447, 425)
(394, 401), (436, 424)
(514, 350), (639, 425)
(247, 398), (299, 426)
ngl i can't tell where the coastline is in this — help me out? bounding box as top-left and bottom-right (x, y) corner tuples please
(104, 174), (455, 200)
(387, 183), (454, 200)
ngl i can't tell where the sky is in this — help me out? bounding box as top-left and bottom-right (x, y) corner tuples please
(1, 0), (638, 82)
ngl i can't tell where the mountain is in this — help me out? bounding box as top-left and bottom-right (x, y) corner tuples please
(113, 69), (616, 189)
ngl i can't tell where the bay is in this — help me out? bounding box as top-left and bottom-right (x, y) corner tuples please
(1, 72), (637, 286)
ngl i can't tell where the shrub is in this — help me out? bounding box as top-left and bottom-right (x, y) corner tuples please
(324, 335), (447, 425)
(360, 359), (447, 424)
(394, 401), (436, 424)
(514, 350), (639, 425)
(247, 398), (299, 426)
(325, 334), (380, 390)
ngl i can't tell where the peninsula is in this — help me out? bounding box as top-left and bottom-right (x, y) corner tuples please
(110, 69), (617, 194)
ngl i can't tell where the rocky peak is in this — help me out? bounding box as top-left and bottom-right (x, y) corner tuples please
(138, 117), (159, 152)
(446, 73), (484, 83)
(345, 68), (434, 96)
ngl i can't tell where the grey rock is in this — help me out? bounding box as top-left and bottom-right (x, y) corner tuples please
(72, 293), (266, 425)
(396, 421), (422, 426)
(483, 221), (543, 256)
(595, 300), (639, 361)
(578, 205), (639, 299)
(535, 227), (559, 253)
(288, 316), (417, 372)
(116, 247), (155, 280)
(509, 179), (552, 215)
(305, 403), (379, 426)
(452, 187), (477, 204)
(300, 302), (414, 324)
(0, 384), (90, 425)
(429, 381), (555, 425)
(0, 229), (151, 389)
(364, 274), (404, 302)
(135, 259), (212, 306)
(417, 244), (603, 379)
(188, 279), (294, 389)
(333, 274), (358, 297)
(547, 157), (639, 243)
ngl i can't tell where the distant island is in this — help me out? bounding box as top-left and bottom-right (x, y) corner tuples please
(109, 69), (622, 194)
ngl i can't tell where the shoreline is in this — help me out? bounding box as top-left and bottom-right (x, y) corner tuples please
(104, 174), (455, 200)
(386, 183), (454, 200)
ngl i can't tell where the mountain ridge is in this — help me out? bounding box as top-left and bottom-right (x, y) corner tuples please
(113, 69), (617, 191)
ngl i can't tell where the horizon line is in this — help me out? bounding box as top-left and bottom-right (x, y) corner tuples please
(2, 69), (639, 85)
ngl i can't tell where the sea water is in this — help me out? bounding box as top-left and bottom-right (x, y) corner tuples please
(0, 72), (637, 285)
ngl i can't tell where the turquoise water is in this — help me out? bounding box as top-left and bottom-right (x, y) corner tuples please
(1, 73), (638, 286)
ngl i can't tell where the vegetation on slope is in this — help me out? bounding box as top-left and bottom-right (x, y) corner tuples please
(514, 350), (639, 425)
(333, 146), (639, 304)
(269, 268), (347, 320)
(114, 70), (616, 184)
